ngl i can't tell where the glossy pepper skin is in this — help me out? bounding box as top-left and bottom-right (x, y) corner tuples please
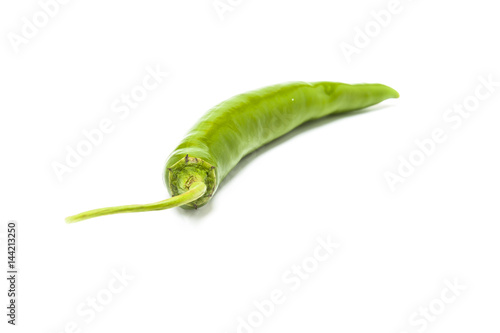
(165, 81), (399, 209)
(66, 81), (398, 223)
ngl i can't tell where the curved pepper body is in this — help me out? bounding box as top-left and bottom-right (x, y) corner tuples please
(165, 81), (398, 208)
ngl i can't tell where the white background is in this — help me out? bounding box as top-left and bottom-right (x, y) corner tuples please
(1, 0), (499, 332)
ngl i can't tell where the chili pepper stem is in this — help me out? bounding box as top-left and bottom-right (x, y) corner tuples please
(166, 155), (217, 210)
(65, 182), (207, 224)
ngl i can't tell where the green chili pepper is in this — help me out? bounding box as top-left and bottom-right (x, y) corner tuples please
(66, 81), (398, 223)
